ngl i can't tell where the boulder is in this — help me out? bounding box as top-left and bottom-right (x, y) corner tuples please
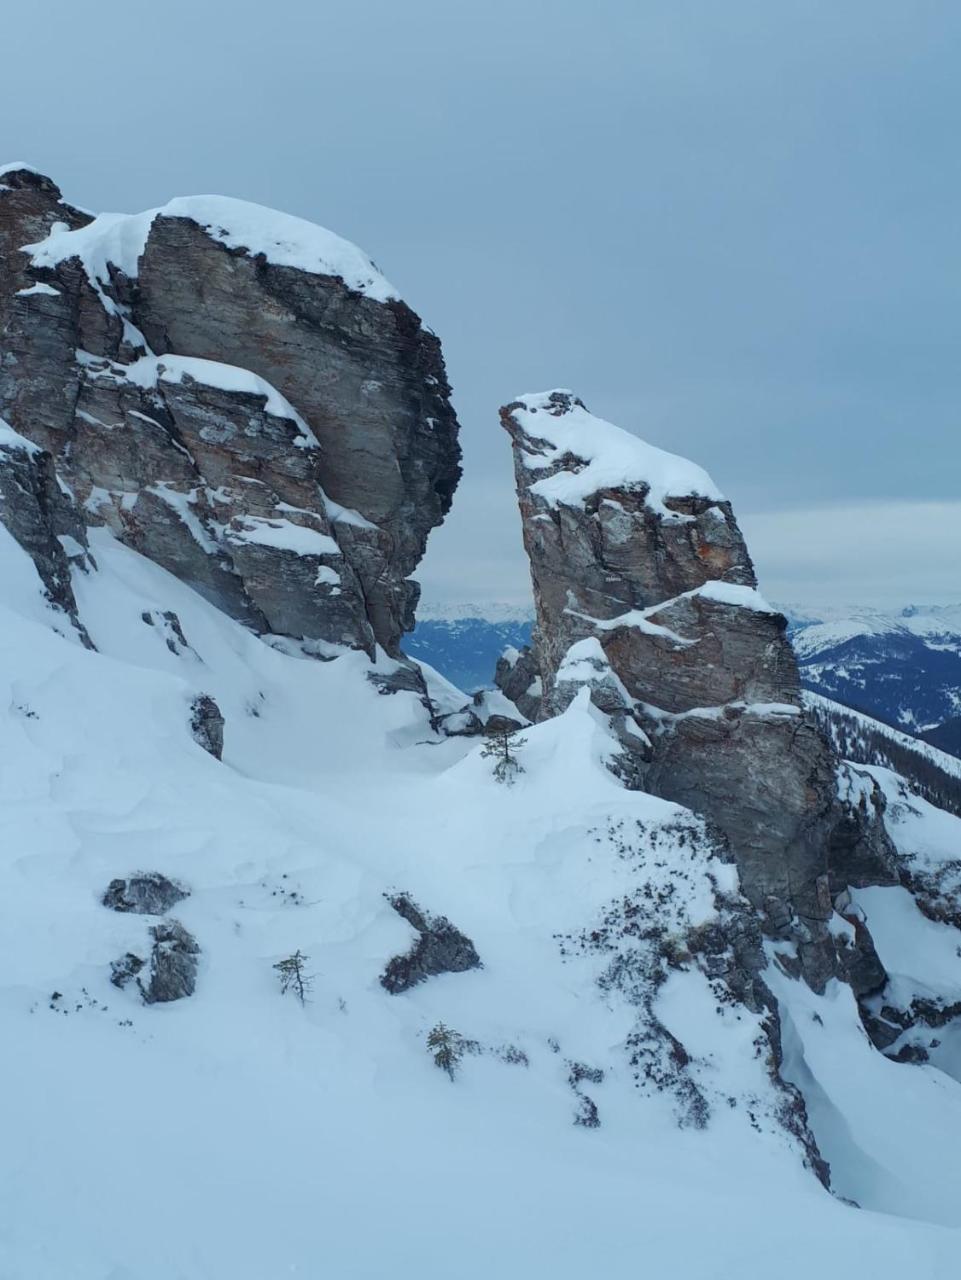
(140, 919), (200, 1004)
(380, 893), (481, 994)
(102, 873), (190, 916)
(189, 694), (225, 760)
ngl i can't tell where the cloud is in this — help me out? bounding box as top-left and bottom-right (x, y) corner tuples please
(420, 497), (961, 612)
(743, 501), (961, 608)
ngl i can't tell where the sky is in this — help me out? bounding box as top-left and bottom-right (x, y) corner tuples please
(3, 0), (958, 611)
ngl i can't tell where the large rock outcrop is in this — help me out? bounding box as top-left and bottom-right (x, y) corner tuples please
(0, 166), (460, 655)
(500, 390), (896, 990)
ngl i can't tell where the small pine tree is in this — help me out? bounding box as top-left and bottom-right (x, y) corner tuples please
(481, 724), (528, 786)
(427, 1021), (465, 1080)
(274, 950), (314, 1005)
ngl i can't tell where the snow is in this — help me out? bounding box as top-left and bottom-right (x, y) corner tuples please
(0, 419), (42, 455)
(2, 516), (961, 1274)
(585, 582), (776, 644)
(124, 354), (318, 443)
(806, 691), (961, 783)
(24, 193), (399, 303)
(695, 580), (775, 612)
(870, 765), (961, 858)
(555, 637), (631, 705)
(852, 885), (961, 1011)
(147, 484), (220, 553)
(0, 160), (44, 179)
(225, 516), (339, 558)
(787, 602), (961, 661)
(14, 281), (60, 297)
(771, 966), (961, 1226)
(509, 390), (725, 515)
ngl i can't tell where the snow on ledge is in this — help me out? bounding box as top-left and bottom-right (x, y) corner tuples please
(507, 390), (724, 515)
(15, 282), (60, 297)
(574, 581), (776, 643)
(0, 161), (45, 179)
(124, 355), (318, 446)
(24, 194), (399, 303)
(225, 517), (340, 559)
(693, 581), (775, 612)
(0, 419), (42, 455)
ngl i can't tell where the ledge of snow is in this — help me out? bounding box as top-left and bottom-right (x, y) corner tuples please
(507, 390), (724, 515)
(577, 582), (775, 643)
(15, 282), (60, 298)
(0, 161), (45, 179)
(124, 354), (318, 445)
(25, 194), (398, 303)
(693, 581), (775, 612)
(0, 419), (42, 455)
(225, 517), (340, 558)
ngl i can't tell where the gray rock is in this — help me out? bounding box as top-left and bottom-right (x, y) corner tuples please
(380, 893), (481, 994)
(0, 170), (461, 656)
(494, 645), (543, 722)
(134, 214), (461, 652)
(189, 694), (224, 760)
(139, 919), (200, 1004)
(102, 873), (190, 916)
(110, 951), (146, 989)
(0, 427), (93, 645)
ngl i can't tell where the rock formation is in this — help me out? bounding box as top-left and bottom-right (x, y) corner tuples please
(189, 694), (225, 760)
(102, 873), (190, 916)
(0, 421), (92, 643)
(499, 390), (896, 993)
(380, 893), (482, 994)
(140, 920), (201, 1004)
(0, 165), (460, 656)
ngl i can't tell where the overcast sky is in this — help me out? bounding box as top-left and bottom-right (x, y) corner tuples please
(4, 0), (958, 610)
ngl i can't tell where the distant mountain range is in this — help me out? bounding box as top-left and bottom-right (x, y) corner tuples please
(407, 602), (534, 692)
(411, 600), (961, 759)
(784, 603), (961, 746)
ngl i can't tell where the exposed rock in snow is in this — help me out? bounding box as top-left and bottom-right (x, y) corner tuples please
(189, 693), (225, 760)
(140, 919), (200, 1004)
(494, 644), (542, 722)
(0, 168), (460, 654)
(102, 873), (190, 916)
(109, 950), (146, 990)
(380, 893), (482, 994)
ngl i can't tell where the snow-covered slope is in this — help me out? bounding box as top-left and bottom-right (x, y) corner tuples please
(4, 523), (961, 1276)
(805, 690), (961, 817)
(786, 603), (961, 740)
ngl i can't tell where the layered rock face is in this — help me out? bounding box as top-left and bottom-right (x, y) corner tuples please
(500, 390), (895, 989)
(0, 166), (460, 654)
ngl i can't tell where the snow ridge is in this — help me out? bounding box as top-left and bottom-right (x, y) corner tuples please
(25, 195), (399, 303)
(509, 390), (725, 515)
